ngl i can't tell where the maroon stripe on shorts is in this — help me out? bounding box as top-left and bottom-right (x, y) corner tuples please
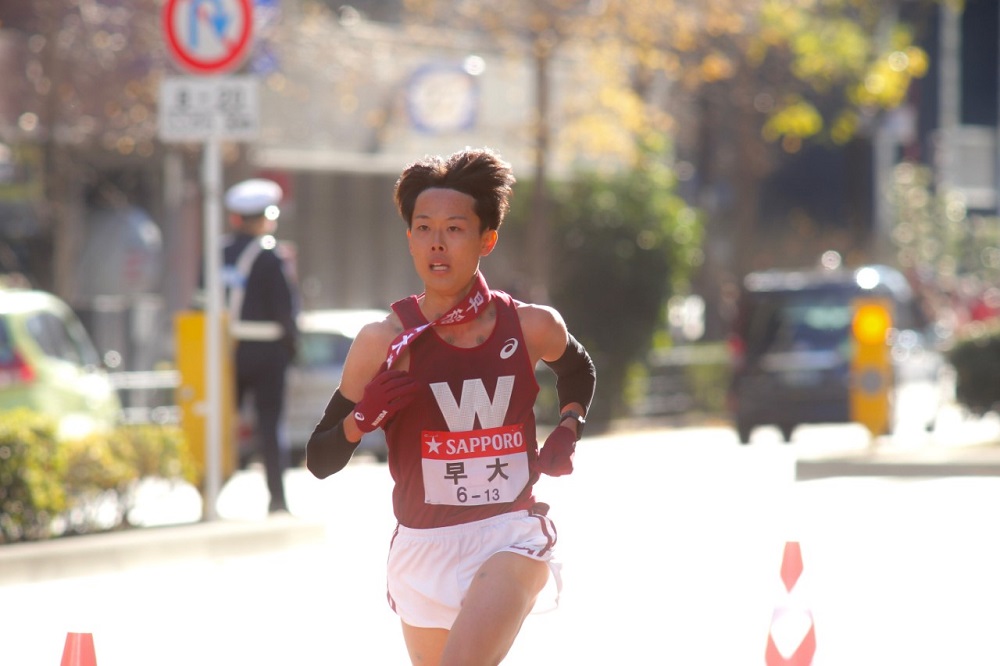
(533, 514), (557, 557)
(386, 524), (401, 613)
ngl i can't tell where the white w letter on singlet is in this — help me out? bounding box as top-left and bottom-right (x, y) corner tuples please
(430, 376), (515, 430)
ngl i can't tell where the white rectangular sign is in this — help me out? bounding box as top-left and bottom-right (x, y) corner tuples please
(158, 76), (260, 142)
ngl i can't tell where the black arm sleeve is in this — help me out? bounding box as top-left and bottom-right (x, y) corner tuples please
(305, 390), (362, 479)
(543, 333), (597, 413)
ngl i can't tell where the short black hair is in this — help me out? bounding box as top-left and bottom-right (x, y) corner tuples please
(393, 147), (515, 232)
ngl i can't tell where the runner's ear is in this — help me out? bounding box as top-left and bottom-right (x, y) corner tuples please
(481, 229), (498, 256)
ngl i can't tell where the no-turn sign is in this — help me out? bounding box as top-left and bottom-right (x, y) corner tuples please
(163, 0), (254, 74)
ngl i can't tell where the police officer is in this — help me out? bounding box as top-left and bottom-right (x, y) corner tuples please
(223, 178), (299, 514)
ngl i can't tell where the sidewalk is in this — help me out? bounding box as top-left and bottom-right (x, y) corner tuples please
(795, 412), (1000, 480)
(2, 416), (998, 586)
(0, 467), (331, 586)
(0, 512), (326, 586)
(796, 438), (1000, 480)
(614, 409), (1000, 481)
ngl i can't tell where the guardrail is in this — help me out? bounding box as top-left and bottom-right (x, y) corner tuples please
(108, 370), (182, 425)
(634, 344), (730, 417)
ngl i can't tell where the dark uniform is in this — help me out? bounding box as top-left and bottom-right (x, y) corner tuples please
(223, 179), (299, 513)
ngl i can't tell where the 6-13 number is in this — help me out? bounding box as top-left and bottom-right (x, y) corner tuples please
(456, 487), (500, 503)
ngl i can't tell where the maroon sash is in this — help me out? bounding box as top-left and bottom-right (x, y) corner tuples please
(384, 271), (492, 369)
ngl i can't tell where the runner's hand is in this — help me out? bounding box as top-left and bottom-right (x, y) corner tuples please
(537, 425), (576, 476)
(353, 370), (420, 432)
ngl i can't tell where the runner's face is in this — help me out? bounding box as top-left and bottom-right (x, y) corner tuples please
(408, 188), (497, 292)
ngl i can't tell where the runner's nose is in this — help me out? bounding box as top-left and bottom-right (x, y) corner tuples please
(431, 230), (445, 251)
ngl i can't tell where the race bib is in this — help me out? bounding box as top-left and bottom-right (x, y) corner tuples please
(421, 424), (529, 506)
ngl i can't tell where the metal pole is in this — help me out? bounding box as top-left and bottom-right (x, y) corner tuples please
(940, 3), (960, 133)
(872, 4), (899, 261)
(202, 134), (223, 521)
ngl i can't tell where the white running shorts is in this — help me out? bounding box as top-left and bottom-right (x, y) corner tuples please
(386, 509), (562, 629)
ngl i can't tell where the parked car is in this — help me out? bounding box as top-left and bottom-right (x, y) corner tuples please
(239, 308), (390, 466)
(726, 264), (950, 444)
(0, 286), (121, 438)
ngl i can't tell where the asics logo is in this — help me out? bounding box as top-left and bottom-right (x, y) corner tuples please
(355, 409), (388, 427)
(499, 338), (518, 360)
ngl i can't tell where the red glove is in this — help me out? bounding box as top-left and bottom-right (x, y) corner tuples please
(353, 370), (420, 433)
(537, 425), (576, 477)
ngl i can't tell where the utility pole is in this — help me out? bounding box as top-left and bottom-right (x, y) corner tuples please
(873, 3), (900, 262)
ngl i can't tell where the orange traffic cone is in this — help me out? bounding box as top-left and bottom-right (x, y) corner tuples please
(60, 632), (97, 666)
(765, 541), (816, 666)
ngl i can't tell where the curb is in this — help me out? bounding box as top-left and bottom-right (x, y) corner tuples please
(796, 452), (1000, 481)
(0, 514), (326, 586)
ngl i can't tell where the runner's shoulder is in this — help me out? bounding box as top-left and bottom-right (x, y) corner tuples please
(353, 312), (404, 355)
(514, 301), (568, 363)
(514, 301), (565, 331)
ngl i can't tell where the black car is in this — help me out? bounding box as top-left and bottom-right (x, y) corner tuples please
(726, 264), (949, 444)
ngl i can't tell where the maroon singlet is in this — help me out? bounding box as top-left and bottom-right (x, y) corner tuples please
(384, 290), (541, 529)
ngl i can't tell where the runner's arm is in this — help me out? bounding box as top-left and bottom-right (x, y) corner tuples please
(305, 390), (359, 478)
(519, 304), (597, 434)
(545, 333), (596, 416)
(305, 319), (394, 478)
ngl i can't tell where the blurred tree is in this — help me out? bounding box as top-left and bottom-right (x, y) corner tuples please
(400, 0), (939, 421)
(681, 0), (932, 275)
(888, 159), (1000, 331)
(402, 0), (935, 274)
(402, 0), (939, 422)
(0, 0), (169, 296)
(889, 161), (970, 285)
(546, 139), (704, 424)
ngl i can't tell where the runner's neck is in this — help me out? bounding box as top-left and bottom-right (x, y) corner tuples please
(432, 301), (497, 348)
(419, 277), (485, 322)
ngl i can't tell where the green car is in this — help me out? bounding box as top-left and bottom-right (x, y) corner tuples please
(0, 287), (121, 439)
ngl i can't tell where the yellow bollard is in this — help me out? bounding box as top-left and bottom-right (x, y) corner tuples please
(849, 297), (894, 441)
(174, 310), (237, 485)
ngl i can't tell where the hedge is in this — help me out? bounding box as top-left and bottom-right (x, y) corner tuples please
(0, 409), (198, 543)
(947, 321), (1000, 416)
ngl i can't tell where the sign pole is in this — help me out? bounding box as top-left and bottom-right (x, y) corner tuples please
(160, 0), (257, 520)
(203, 133), (223, 521)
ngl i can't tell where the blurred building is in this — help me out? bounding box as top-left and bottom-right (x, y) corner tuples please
(0, 0), (609, 367)
(0, 0), (996, 359)
(913, 0), (999, 215)
(243, 1), (605, 310)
